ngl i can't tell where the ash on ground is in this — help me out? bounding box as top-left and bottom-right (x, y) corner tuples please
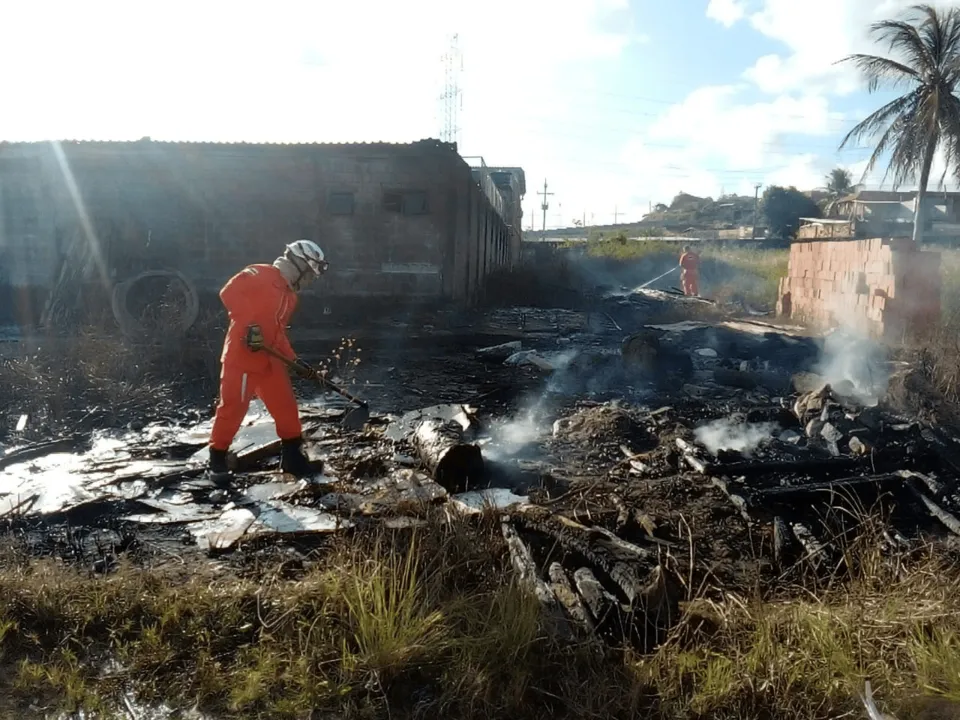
(3, 292), (959, 655)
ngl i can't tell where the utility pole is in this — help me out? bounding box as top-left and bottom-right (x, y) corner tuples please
(439, 34), (462, 146)
(751, 183), (762, 240)
(614, 206), (619, 225)
(538, 179), (554, 233)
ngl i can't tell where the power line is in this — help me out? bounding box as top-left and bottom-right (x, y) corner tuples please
(468, 82), (868, 124)
(501, 121), (868, 152)
(513, 106), (856, 129)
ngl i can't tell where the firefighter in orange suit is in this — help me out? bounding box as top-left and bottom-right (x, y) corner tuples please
(208, 240), (328, 479)
(679, 245), (701, 297)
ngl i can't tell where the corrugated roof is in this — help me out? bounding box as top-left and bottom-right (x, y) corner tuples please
(0, 137), (457, 149)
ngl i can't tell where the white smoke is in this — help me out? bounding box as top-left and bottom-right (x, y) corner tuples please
(484, 349), (580, 461)
(814, 329), (889, 406)
(484, 403), (546, 461)
(694, 419), (777, 457)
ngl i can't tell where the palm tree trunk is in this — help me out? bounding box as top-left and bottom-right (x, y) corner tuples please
(912, 131), (939, 245)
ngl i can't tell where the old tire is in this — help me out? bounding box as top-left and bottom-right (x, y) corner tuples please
(112, 269), (200, 339)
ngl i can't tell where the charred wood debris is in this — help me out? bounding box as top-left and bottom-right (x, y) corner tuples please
(3, 292), (960, 650)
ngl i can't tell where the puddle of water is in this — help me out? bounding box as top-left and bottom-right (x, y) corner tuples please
(0, 432), (129, 516)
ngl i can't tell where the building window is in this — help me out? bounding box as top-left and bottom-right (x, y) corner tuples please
(383, 190), (428, 215)
(328, 191), (355, 215)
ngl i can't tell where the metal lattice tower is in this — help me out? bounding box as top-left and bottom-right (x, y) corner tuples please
(439, 34), (462, 145)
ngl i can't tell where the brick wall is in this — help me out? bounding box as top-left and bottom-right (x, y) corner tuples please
(777, 237), (941, 340)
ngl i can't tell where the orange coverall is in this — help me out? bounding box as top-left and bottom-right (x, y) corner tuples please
(679, 251), (701, 296)
(210, 264), (302, 451)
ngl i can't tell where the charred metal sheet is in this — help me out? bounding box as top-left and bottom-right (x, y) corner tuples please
(190, 507), (257, 551)
(450, 488), (528, 514)
(247, 502), (352, 535)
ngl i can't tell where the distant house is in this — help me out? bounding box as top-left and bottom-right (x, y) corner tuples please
(824, 189), (960, 242)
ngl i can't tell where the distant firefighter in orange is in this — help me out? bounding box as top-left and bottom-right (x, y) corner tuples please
(679, 245), (700, 297)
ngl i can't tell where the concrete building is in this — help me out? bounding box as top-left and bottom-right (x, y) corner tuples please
(0, 138), (525, 325)
(826, 189), (960, 242)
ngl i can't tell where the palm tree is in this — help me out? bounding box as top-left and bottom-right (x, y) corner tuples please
(838, 4), (960, 244)
(822, 167), (859, 216)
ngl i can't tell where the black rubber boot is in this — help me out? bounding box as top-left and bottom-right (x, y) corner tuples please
(280, 437), (313, 477)
(208, 447), (232, 481)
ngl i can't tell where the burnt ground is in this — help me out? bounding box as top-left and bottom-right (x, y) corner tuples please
(4, 288), (960, 655)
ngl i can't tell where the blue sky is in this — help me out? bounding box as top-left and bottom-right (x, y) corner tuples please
(0, 0), (953, 228)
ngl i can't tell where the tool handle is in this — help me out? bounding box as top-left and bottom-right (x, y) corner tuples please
(260, 344), (368, 407)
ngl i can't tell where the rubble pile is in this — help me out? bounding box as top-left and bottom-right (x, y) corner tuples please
(4, 294), (960, 651)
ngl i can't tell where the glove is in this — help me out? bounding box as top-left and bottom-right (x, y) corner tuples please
(245, 324), (264, 351)
(292, 358), (314, 379)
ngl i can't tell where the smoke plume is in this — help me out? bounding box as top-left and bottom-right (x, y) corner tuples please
(814, 328), (889, 406)
(694, 418), (777, 456)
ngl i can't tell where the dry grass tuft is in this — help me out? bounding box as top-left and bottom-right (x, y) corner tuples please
(0, 517), (959, 719)
(0, 310), (222, 437)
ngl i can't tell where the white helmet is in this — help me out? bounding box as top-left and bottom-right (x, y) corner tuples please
(285, 240), (328, 275)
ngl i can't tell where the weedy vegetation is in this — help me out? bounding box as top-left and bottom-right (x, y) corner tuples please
(1, 514), (959, 719)
(574, 237), (788, 308)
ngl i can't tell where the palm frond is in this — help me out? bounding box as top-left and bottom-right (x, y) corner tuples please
(839, 92), (918, 150)
(838, 53), (920, 92)
(869, 17), (934, 74)
(887, 112), (931, 188)
(937, 93), (960, 185)
(841, 4), (960, 199)
(915, 4), (960, 71)
(945, 54), (960, 88)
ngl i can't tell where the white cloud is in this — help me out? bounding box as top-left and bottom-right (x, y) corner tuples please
(0, 0), (642, 229)
(0, 0), (633, 147)
(607, 84), (848, 215)
(743, 0), (919, 95)
(706, 0), (747, 27)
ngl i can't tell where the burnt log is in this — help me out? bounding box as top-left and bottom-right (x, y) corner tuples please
(501, 521), (572, 640)
(710, 477), (753, 523)
(675, 438), (708, 474)
(611, 494), (630, 531)
(758, 473), (905, 499)
(772, 516), (794, 568)
(791, 522), (828, 566)
(920, 425), (960, 476)
(413, 419), (484, 493)
(905, 482), (960, 538)
(513, 507), (657, 604)
(573, 567), (618, 628)
(706, 456), (863, 478)
(548, 562), (595, 635)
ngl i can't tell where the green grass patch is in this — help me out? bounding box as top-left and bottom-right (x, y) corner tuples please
(1, 520), (960, 718)
(575, 238), (789, 308)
